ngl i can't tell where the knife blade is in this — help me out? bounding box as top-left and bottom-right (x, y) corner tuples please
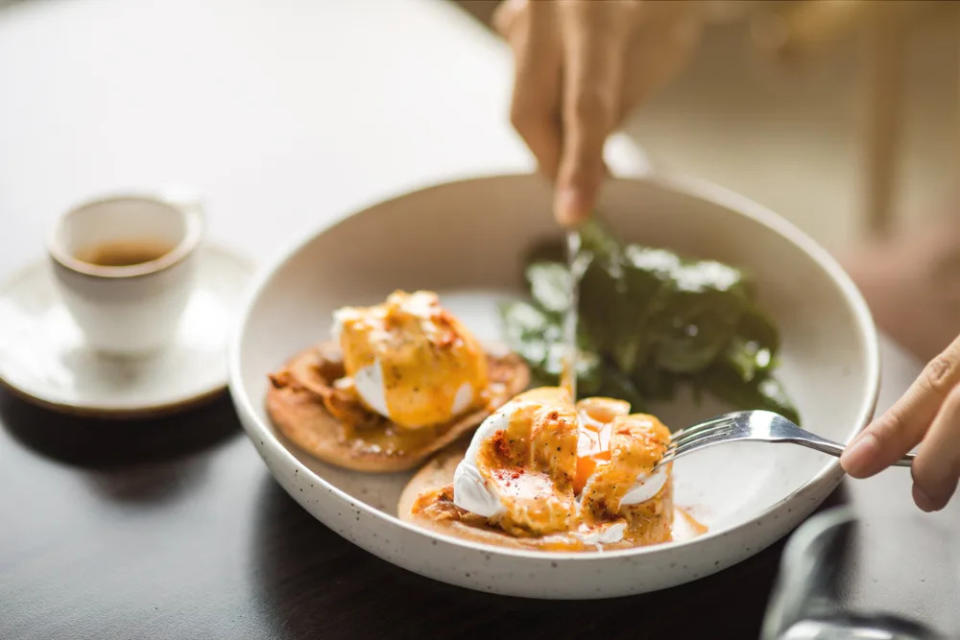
(560, 228), (587, 401)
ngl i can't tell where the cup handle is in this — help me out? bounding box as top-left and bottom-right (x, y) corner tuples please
(157, 185), (205, 233)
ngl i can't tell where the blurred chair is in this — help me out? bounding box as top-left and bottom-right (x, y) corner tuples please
(750, 0), (936, 238)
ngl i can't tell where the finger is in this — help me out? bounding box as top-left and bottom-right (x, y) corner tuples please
(841, 333), (960, 477)
(492, 0), (524, 36)
(499, 0), (563, 179)
(554, 3), (629, 227)
(910, 385), (960, 511)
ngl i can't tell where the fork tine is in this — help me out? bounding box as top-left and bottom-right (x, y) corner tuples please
(657, 435), (729, 469)
(669, 417), (737, 449)
(674, 427), (739, 454)
(670, 414), (735, 440)
(655, 421), (740, 469)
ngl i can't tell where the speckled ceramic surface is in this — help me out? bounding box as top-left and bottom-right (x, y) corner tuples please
(0, 245), (252, 418)
(229, 174), (879, 598)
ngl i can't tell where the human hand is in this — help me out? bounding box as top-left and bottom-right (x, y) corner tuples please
(841, 333), (960, 511)
(495, 0), (702, 227)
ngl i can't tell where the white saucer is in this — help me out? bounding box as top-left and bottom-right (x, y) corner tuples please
(0, 245), (253, 418)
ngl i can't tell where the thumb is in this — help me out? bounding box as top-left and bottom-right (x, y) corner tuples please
(841, 334), (960, 477)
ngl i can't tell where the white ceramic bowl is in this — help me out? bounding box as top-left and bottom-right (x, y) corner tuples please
(229, 174), (878, 599)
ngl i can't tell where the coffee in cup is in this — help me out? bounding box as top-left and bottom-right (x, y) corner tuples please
(48, 194), (204, 356)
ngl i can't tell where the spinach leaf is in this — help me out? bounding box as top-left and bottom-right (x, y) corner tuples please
(720, 305), (779, 382)
(598, 364), (648, 410)
(700, 361), (800, 424)
(503, 216), (799, 423)
(499, 299), (603, 392)
(526, 262), (572, 315)
(578, 257), (622, 355)
(523, 238), (565, 267)
(647, 261), (748, 374)
(579, 218), (622, 261)
(632, 361), (678, 402)
(607, 249), (674, 373)
(499, 300), (560, 368)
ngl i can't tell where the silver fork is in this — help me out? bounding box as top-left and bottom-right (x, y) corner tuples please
(656, 410), (915, 469)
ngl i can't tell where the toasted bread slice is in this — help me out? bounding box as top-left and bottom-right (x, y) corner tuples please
(397, 442), (468, 518)
(266, 342), (529, 472)
(399, 447), (674, 551)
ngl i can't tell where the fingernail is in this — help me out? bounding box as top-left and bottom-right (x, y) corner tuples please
(840, 432), (879, 477)
(913, 484), (938, 512)
(554, 187), (586, 227)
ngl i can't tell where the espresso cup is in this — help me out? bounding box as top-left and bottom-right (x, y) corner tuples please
(48, 194), (204, 356)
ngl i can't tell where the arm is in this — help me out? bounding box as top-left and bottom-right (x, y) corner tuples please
(495, 0), (702, 226)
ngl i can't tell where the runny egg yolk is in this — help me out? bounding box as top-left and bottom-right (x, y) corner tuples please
(572, 397), (631, 494)
(335, 290), (488, 429)
(459, 388), (672, 537)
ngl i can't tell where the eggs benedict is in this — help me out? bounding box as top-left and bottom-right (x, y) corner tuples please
(267, 291), (529, 472)
(399, 387), (676, 550)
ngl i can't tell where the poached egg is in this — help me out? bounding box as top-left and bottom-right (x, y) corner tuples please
(453, 387), (671, 543)
(333, 290), (488, 429)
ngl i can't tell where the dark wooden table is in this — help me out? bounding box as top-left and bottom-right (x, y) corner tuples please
(0, 388), (826, 639)
(2, 334), (944, 640)
(0, 1), (952, 637)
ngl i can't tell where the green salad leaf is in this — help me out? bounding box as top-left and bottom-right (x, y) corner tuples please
(500, 218), (800, 423)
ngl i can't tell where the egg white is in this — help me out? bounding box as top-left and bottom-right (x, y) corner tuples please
(352, 359), (390, 419)
(452, 400), (667, 529)
(453, 406), (510, 517)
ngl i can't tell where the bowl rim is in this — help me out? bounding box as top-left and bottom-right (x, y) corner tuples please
(228, 171), (879, 561)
